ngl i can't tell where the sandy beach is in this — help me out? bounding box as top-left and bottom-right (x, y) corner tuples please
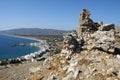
(0, 33), (49, 66)
(0, 33), (41, 42)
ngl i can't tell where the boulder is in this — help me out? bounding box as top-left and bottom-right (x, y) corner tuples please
(62, 30), (82, 53)
(70, 30), (78, 39)
(91, 30), (115, 53)
(99, 24), (115, 31)
(115, 27), (120, 38)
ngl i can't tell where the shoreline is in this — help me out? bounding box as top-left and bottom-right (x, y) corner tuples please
(0, 33), (41, 42)
(0, 33), (50, 65)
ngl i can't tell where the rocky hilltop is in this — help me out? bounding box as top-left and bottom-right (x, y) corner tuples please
(26, 9), (120, 80)
(1, 9), (120, 80)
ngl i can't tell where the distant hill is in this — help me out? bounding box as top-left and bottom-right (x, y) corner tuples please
(0, 28), (70, 35)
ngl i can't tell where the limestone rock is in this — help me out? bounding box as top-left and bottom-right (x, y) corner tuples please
(91, 30), (115, 53)
(106, 68), (118, 77)
(70, 30), (78, 39)
(99, 24), (115, 31)
(62, 72), (73, 80)
(115, 27), (120, 38)
(117, 70), (120, 79)
(62, 30), (83, 53)
(91, 73), (106, 80)
(47, 74), (57, 80)
(79, 9), (93, 27)
(78, 9), (100, 37)
(116, 55), (120, 59)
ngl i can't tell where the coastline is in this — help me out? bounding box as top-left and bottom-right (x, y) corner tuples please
(0, 33), (49, 65)
(0, 33), (41, 42)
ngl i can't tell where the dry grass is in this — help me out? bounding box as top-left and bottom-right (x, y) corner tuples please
(79, 58), (90, 67)
(29, 72), (43, 80)
(47, 54), (69, 76)
(100, 57), (107, 66)
(92, 73), (106, 80)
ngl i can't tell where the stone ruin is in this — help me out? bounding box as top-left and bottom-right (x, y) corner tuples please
(62, 9), (115, 54)
(78, 9), (100, 37)
(27, 9), (120, 80)
(62, 30), (84, 54)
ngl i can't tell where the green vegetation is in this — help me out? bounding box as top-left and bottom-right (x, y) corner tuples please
(13, 34), (63, 42)
(12, 34), (64, 54)
(0, 60), (8, 66)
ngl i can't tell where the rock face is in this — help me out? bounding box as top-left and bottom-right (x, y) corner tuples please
(91, 30), (115, 53)
(62, 9), (115, 53)
(62, 10), (115, 54)
(115, 27), (120, 38)
(99, 24), (115, 31)
(62, 30), (83, 53)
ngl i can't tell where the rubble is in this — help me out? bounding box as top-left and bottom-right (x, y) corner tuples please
(78, 9), (100, 37)
(91, 30), (115, 53)
(99, 23), (115, 31)
(62, 30), (81, 53)
(27, 50), (120, 80)
(62, 8), (116, 54)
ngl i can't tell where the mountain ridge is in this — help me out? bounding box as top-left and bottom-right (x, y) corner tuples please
(0, 28), (70, 35)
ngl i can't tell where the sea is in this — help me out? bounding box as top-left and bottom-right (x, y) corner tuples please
(0, 34), (39, 60)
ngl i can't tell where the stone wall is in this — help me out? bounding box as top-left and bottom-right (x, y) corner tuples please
(62, 9), (115, 54)
(78, 9), (100, 37)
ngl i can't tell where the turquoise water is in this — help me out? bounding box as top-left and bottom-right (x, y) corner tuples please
(0, 34), (39, 60)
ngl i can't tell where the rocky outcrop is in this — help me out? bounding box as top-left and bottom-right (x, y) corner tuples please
(73, 9), (116, 53)
(98, 24), (115, 31)
(27, 50), (120, 80)
(62, 30), (84, 54)
(25, 9), (120, 80)
(91, 30), (115, 53)
(115, 27), (120, 38)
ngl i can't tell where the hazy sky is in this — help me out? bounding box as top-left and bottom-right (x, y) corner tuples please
(0, 0), (120, 30)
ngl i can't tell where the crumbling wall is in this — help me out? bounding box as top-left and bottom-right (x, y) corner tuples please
(62, 9), (115, 54)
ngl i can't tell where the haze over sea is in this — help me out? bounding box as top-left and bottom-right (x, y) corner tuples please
(0, 34), (39, 60)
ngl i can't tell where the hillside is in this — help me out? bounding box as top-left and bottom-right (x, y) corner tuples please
(1, 9), (120, 80)
(0, 28), (70, 35)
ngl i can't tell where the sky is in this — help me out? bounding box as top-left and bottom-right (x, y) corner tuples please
(0, 0), (120, 30)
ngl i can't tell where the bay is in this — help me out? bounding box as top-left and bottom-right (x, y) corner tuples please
(0, 34), (39, 60)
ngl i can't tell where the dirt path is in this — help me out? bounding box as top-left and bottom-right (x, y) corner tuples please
(0, 61), (42, 80)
